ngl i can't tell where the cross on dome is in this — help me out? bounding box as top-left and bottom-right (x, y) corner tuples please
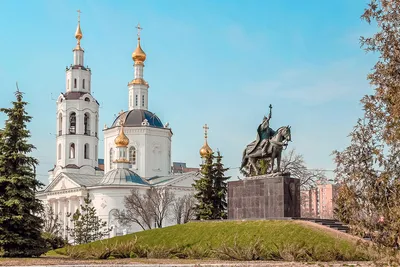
(203, 124), (209, 139)
(136, 23), (143, 39)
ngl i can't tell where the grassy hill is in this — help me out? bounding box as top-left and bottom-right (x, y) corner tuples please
(55, 220), (374, 261)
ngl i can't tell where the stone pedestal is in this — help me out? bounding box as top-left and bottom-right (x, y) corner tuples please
(227, 174), (300, 219)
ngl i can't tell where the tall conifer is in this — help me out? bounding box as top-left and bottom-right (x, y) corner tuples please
(193, 152), (214, 220)
(0, 89), (46, 257)
(212, 151), (230, 219)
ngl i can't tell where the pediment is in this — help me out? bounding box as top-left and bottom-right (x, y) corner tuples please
(45, 173), (81, 192)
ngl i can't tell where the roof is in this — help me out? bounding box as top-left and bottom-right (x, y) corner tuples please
(63, 173), (103, 187)
(147, 171), (200, 186)
(111, 109), (164, 128)
(99, 168), (149, 186)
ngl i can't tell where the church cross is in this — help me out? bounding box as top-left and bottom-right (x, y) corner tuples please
(203, 124), (209, 139)
(136, 23), (143, 38)
(77, 9), (82, 23)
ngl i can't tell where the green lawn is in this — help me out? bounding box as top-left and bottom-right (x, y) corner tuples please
(54, 220), (373, 261)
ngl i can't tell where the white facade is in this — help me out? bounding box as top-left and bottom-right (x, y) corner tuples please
(103, 33), (172, 179)
(103, 125), (172, 178)
(48, 20), (100, 182)
(38, 20), (197, 240)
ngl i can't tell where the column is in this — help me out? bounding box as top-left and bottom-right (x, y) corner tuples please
(63, 199), (68, 238)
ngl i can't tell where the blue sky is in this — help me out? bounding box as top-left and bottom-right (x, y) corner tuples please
(0, 0), (377, 184)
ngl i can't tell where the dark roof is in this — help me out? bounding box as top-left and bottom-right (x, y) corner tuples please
(71, 65), (87, 70)
(63, 92), (86, 100)
(60, 92), (100, 105)
(111, 109), (164, 128)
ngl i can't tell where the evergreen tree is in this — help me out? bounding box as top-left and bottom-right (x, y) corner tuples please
(212, 151), (230, 219)
(193, 152), (214, 220)
(0, 89), (47, 257)
(67, 193), (111, 244)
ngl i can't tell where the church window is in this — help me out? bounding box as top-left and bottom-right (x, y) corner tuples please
(74, 79), (77, 88)
(109, 148), (114, 169)
(67, 79), (69, 90)
(84, 143), (89, 159)
(69, 112), (76, 134)
(135, 95), (138, 106)
(58, 144), (62, 160)
(142, 95), (144, 106)
(95, 115), (98, 137)
(129, 146), (136, 165)
(95, 145), (98, 161)
(84, 113), (90, 135)
(85, 97), (90, 102)
(69, 143), (75, 159)
(58, 113), (63, 136)
(83, 79), (85, 89)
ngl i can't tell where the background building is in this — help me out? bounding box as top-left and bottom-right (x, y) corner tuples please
(300, 182), (339, 219)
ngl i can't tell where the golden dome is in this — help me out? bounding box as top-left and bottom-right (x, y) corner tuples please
(132, 38), (146, 63)
(199, 123), (212, 158)
(75, 23), (82, 40)
(199, 140), (213, 158)
(114, 124), (129, 147)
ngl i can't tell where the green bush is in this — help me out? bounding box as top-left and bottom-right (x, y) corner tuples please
(42, 232), (66, 250)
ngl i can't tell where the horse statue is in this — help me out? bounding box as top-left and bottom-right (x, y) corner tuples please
(240, 125), (292, 176)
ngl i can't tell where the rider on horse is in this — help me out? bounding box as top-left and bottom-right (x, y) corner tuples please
(248, 104), (275, 156)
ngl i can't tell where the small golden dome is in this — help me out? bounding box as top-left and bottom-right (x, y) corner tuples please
(132, 38), (146, 63)
(200, 140), (213, 158)
(75, 23), (82, 40)
(114, 124), (129, 147)
(200, 123), (212, 158)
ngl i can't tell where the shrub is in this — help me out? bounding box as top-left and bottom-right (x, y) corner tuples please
(42, 232), (66, 250)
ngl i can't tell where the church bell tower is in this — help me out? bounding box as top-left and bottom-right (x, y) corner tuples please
(49, 11), (100, 182)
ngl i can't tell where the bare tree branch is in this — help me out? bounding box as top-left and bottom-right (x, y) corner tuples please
(281, 148), (327, 189)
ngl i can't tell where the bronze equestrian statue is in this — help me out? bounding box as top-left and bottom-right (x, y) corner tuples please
(240, 105), (292, 176)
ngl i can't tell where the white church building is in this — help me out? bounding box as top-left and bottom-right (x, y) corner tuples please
(37, 16), (204, 238)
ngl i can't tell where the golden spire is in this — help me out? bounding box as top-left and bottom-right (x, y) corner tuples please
(74, 10), (83, 50)
(132, 23), (146, 63)
(199, 124), (213, 158)
(114, 115), (130, 148)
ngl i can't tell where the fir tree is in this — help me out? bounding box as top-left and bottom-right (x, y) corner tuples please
(0, 89), (47, 257)
(212, 151), (230, 219)
(67, 193), (111, 244)
(193, 152), (214, 220)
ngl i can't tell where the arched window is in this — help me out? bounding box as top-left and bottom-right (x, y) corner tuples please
(58, 144), (62, 160)
(74, 79), (77, 88)
(129, 146), (136, 165)
(109, 148), (114, 169)
(95, 145), (98, 161)
(84, 113), (90, 135)
(83, 79), (85, 89)
(58, 113), (63, 136)
(69, 143), (75, 159)
(142, 95), (145, 106)
(69, 112), (76, 134)
(85, 97), (90, 102)
(84, 143), (89, 159)
(135, 95), (138, 106)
